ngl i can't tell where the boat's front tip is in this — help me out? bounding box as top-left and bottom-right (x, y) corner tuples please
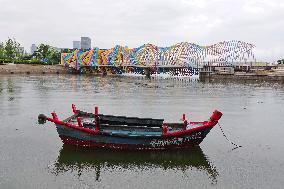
(210, 110), (223, 123)
(38, 114), (48, 124)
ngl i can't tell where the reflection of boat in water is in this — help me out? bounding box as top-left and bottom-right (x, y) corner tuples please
(51, 144), (218, 183)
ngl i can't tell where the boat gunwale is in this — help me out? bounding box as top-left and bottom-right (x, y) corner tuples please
(57, 118), (215, 139)
(46, 108), (220, 139)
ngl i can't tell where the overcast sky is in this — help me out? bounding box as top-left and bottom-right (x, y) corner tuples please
(0, 0), (283, 61)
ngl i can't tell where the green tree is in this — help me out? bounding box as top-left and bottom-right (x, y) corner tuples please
(4, 38), (20, 60)
(33, 44), (60, 64)
(47, 47), (61, 64)
(34, 44), (50, 61)
(0, 42), (5, 59)
(277, 59), (284, 64)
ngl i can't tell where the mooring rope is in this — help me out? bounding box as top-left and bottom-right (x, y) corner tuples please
(218, 122), (242, 148)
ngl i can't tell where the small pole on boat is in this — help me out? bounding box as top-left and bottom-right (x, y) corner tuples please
(162, 123), (168, 135)
(72, 104), (77, 114)
(51, 111), (58, 120)
(183, 120), (188, 130)
(95, 117), (100, 132)
(182, 113), (188, 130)
(94, 106), (100, 132)
(182, 113), (186, 121)
(77, 117), (82, 127)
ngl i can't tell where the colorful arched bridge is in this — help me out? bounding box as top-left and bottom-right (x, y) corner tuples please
(61, 40), (255, 75)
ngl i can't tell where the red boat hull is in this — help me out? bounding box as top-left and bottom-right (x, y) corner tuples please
(60, 135), (205, 150)
(57, 124), (213, 150)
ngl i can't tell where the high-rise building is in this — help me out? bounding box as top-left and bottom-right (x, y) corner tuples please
(30, 44), (37, 54)
(81, 37), (91, 50)
(73, 41), (81, 49)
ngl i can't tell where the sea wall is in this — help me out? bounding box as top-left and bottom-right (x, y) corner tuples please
(211, 73), (284, 81)
(0, 64), (69, 74)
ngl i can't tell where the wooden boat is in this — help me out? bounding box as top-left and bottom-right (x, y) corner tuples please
(38, 104), (222, 150)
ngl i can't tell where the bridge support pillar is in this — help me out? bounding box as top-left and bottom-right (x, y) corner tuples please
(144, 67), (151, 79)
(199, 67), (212, 82)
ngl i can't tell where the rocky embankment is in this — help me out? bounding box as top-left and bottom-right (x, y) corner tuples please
(0, 64), (69, 74)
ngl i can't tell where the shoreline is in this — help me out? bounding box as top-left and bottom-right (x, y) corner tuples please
(210, 73), (284, 82)
(1, 64), (284, 82)
(0, 64), (69, 74)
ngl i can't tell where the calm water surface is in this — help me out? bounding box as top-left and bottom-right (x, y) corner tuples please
(0, 75), (284, 189)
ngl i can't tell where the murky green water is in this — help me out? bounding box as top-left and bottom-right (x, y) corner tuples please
(0, 75), (284, 189)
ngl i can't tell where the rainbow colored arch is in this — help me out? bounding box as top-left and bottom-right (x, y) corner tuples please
(61, 40), (255, 71)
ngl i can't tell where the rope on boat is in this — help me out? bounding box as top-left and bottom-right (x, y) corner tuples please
(218, 122), (242, 148)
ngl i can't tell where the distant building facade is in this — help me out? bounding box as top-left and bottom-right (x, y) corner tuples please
(73, 41), (81, 49)
(30, 44), (37, 54)
(81, 37), (91, 50)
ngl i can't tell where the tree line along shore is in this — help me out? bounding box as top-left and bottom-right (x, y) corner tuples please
(0, 38), (61, 65)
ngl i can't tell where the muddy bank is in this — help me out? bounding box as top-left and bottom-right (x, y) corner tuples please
(211, 73), (284, 82)
(0, 64), (69, 74)
(1, 64), (284, 82)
